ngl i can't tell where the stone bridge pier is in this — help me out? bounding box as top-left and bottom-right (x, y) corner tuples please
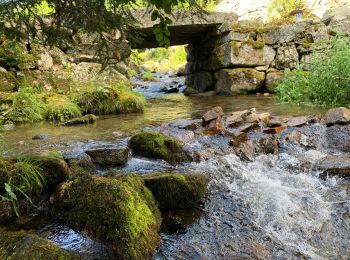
(133, 8), (350, 96)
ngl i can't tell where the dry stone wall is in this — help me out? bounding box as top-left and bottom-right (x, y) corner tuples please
(185, 8), (350, 96)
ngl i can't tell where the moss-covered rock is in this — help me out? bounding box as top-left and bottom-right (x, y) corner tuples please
(129, 131), (188, 163)
(60, 114), (97, 126)
(183, 87), (199, 96)
(0, 231), (80, 260)
(143, 173), (207, 209)
(28, 153), (70, 192)
(51, 174), (161, 259)
(0, 153), (70, 222)
(0, 71), (18, 92)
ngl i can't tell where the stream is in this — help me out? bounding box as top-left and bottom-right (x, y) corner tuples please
(1, 73), (349, 259)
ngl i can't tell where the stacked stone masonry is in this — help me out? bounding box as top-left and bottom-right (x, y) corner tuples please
(185, 8), (350, 95)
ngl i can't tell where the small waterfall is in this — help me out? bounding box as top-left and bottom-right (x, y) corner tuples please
(158, 148), (350, 259)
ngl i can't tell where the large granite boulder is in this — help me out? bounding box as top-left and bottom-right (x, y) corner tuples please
(214, 68), (265, 95)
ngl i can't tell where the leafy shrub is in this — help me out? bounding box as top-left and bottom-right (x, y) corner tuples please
(268, 0), (310, 21)
(127, 68), (137, 77)
(277, 37), (350, 106)
(6, 87), (46, 123)
(0, 155), (45, 216)
(0, 41), (36, 69)
(142, 69), (156, 81)
(44, 94), (81, 121)
(75, 82), (146, 115)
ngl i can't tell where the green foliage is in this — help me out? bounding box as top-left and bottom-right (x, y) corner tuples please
(268, 0), (309, 20)
(0, 156), (45, 216)
(131, 46), (187, 72)
(127, 68), (137, 77)
(74, 82), (146, 115)
(6, 87), (46, 123)
(129, 131), (188, 163)
(142, 69), (156, 81)
(277, 37), (350, 106)
(0, 41), (36, 69)
(44, 94), (82, 121)
(0, 0), (203, 58)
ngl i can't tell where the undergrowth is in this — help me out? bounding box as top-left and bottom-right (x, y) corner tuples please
(277, 37), (350, 106)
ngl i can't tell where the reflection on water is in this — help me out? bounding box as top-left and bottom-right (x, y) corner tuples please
(3, 93), (327, 153)
(2, 215), (115, 259)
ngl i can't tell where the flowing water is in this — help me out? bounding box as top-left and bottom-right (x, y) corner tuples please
(2, 73), (349, 259)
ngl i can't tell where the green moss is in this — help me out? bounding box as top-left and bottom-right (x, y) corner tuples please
(129, 131), (188, 163)
(26, 152), (70, 192)
(247, 39), (266, 49)
(0, 152), (69, 220)
(60, 114), (97, 126)
(51, 174), (161, 259)
(0, 41), (35, 70)
(6, 87), (46, 123)
(73, 82), (145, 115)
(184, 87), (199, 96)
(302, 41), (313, 48)
(44, 94), (81, 121)
(230, 41), (241, 56)
(0, 231), (80, 259)
(143, 173), (207, 209)
(0, 71), (18, 92)
(141, 70), (156, 81)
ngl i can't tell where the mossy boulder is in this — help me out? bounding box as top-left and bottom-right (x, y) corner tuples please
(0, 231), (80, 260)
(28, 153), (70, 192)
(0, 71), (18, 92)
(60, 114), (97, 126)
(143, 173), (207, 209)
(51, 174), (161, 259)
(129, 131), (188, 163)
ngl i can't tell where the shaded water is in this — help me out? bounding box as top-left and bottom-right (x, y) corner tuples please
(2, 74), (348, 259)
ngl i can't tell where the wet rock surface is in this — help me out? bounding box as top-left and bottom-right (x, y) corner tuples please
(86, 147), (129, 167)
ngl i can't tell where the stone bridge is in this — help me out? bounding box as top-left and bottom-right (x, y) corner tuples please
(132, 8), (350, 96)
(132, 9), (237, 49)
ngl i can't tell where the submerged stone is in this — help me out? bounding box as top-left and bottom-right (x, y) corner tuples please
(0, 231), (80, 260)
(129, 131), (188, 163)
(51, 174), (161, 259)
(143, 173), (207, 209)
